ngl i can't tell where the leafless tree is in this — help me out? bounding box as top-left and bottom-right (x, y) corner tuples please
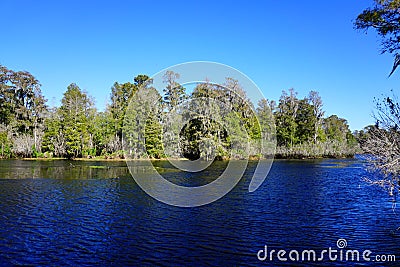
(362, 92), (400, 197)
(12, 134), (35, 157)
(53, 132), (66, 157)
(106, 135), (122, 154)
(308, 91), (324, 144)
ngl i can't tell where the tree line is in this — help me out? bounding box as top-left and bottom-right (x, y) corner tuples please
(270, 89), (358, 158)
(0, 64), (359, 159)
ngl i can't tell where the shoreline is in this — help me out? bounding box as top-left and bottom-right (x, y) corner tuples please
(15, 155), (357, 162)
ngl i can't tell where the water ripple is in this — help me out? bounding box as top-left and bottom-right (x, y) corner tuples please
(0, 159), (398, 266)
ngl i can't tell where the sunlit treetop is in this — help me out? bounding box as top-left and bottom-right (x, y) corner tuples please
(355, 0), (400, 76)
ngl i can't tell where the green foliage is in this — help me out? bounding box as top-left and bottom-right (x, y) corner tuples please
(109, 81), (137, 141)
(163, 71), (187, 111)
(32, 146), (44, 158)
(59, 83), (94, 158)
(355, 0), (400, 75)
(354, 125), (376, 147)
(317, 126), (327, 142)
(257, 99), (275, 139)
(177, 79), (259, 160)
(145, 115), (164, 159)
(0, 130), (12, 158)
(179, 117), (229, 160)
(0, 64), (359, 160)
(295, 99), (316, 143)
(42, 107), (62, 154)
(323, 115), (349, 142)
(272, 89), (358, 158)
(275, 89), (299, 146)
(0, 64), (47, 157)
(108, 74), (151, 151)
(123, 82), (163, 159)
(92, 111), (115, 154)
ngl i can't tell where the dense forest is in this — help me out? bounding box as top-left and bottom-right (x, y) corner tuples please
(0, 64), (359, 160)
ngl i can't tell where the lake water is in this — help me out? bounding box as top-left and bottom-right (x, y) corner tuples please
(0, 158), (398, 266)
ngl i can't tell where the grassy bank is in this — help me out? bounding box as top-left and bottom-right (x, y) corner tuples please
(275, 140), (360, 159)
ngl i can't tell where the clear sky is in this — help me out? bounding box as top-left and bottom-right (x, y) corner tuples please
(1, 0), (398, 131)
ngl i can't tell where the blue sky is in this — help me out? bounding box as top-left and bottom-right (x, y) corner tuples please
(1, 0), (398, 130)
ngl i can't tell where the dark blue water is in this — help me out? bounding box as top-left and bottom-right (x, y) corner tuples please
(0, 158), (398, 266)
